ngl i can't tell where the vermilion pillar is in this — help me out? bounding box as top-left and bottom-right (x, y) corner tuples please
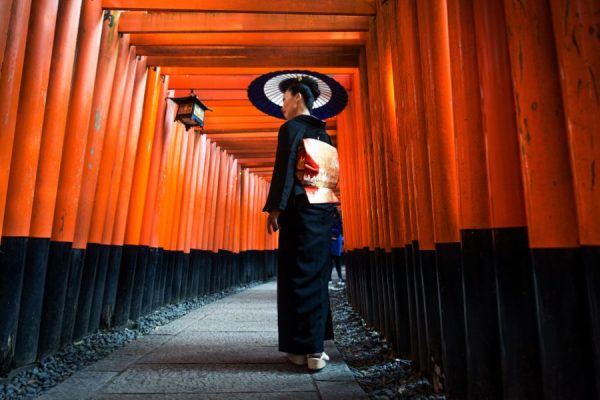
(0, 0), (32, 240)
(393, 0), (436, 373)
(417, 0), (465, 397)
(472, 1), (538, 398)
(549, 2), (600, 392)
(504, 0), (595, 398)
(71, 11), (122, 341)
(446, 0), (502, 398)
(0, 0), (58, 372)
(18, 0), (82, 366)
(108, 56), (147, 327)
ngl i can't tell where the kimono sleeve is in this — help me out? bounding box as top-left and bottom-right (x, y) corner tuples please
(262, 122), (304, 212)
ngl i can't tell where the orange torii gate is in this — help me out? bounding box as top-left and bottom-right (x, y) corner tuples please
(0, 1), (598, 399)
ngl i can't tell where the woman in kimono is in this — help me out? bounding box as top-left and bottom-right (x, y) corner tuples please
(263, 75), (335, 371)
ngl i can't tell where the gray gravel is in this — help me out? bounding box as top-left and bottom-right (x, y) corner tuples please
(329, 285), (444, 400)
(0, 282), (260, 400)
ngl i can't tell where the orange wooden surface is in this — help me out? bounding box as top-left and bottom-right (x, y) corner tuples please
(0, 0), (12, 71)
(51, 0), (103, 243)
(102, 0), (375, 15)
(226, 157), (238, 251)
(446, 0), (491, 230)
(87, 31), (133, 245)
(148, 55), (358, 69)
(199, 142), (216, 250)
(205, 146), (221, 252)
(162, 67), (357, 76)
(190, 135), (208, 250)
(212, 151), (229, 251)
(0, 0), (31, 239)
(358, 51), (379, 251)
(30, 0), (83, 239)
(130, 32), (366, 47)
(73, 11), (121, 249)
(178, 130), (195, 252)
(170, 125), (188, 251)
(352, 72), (371, 248)
(549, 0), (600, 245)
(140, 77), (169, 247)
(472, 0), (527, 230)
(101, 48), (138, 245)
(124, 66), (161, 246)
(150, 94), (177, 249)
(385, 0), (417, 246)
(246, 173), (255, 250)
(3, 0), (59, 238)
(232, 165), (241, 253)
(118, 12), (370, 33)
(503, 0), (579, 248)
(159, 120), (180, 250)
(416, 0), (460, 244)
(111, 57), (148, 245)
(376, 2), (406, 248)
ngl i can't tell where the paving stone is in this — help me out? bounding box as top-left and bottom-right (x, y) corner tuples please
(173, 330), (278, 346)
(91, 393), (318, 400)
(37, 372), (118, 400)
(147, 314), (208, 335)
(315, 380), (370, 399)
(138, 344), (282, 364)
(100, 364), (315, 394)
(183, 319), (278, 332)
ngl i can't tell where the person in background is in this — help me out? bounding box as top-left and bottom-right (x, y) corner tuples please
(330, 207), (344, 285)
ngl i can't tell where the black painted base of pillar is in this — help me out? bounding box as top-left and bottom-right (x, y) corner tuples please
(436, 242), (466, 400)
(0, 237), (27, 374)
(60, 248), (85, 346)
(493, 227), (542, 399)
(113, 245), (138, 327)
(88, 244), (111, 333)
(531, 248), (597, 399)
(129, 246), (149, 321)
(392, 247), (411, 359)
(461, 229), (501, 399)
(583, 245), (600, 398)
(14, 238), (51, 367)
(100, 245), (123, 329)
(420, 248), (442, 380)
(73, 244), (100, 340)
(37, 241), (71, 359)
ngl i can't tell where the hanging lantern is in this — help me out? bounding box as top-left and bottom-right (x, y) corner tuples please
(169, 93), (212, 130)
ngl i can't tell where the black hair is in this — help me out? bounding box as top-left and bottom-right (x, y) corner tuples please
(279, 75), (321, 111)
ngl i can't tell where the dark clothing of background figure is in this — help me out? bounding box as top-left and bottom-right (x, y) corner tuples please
(263, 115), (335, 354)
(330, 211), (343, 281)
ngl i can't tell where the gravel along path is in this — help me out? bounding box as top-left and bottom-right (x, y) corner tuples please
(329, 285), (444, 400)
(0, 283), (260, 400)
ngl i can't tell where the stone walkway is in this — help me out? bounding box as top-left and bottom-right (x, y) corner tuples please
(38, 281), (367, 399)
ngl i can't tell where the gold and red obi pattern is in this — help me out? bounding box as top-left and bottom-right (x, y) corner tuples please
(296, 138), (340, 204)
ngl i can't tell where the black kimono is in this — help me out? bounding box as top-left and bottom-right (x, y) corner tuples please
(263, 114), (335, 354)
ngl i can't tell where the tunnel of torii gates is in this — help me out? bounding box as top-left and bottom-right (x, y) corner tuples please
(0, 0), (598, 398)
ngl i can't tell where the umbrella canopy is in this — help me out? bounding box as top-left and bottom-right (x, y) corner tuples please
(247, 69), (348, 120)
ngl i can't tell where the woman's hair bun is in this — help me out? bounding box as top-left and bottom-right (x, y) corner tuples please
(279, 75), (321, 99)
(298, 75), (321, 99)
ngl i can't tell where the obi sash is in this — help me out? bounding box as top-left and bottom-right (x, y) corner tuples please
(295, 138), (340, 204)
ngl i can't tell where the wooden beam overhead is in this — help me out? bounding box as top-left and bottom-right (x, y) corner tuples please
(129, 32), (367, 47)
(118, 12), (370, 33)
(136, 45), (361, 58)
(147, 54), (359, 68)
(103, 0), (375, 15)
(161, 67), (358, 75)
(168, 74), (352, 90)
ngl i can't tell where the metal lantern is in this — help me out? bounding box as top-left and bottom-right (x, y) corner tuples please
(169, 94), (212, 129)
